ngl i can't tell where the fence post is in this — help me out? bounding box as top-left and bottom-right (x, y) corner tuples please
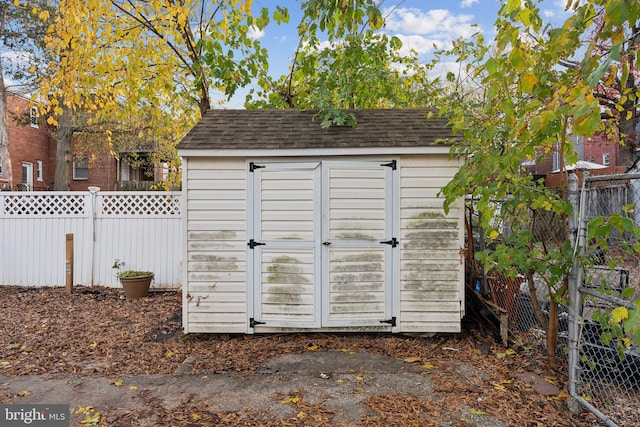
(566, 173), (581, 397)
(88, 187), (100, 286)
(65, 233), (74, 294)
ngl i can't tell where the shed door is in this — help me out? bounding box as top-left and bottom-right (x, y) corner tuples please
(322, 161), (395, 327)
(250, 162), (322, 328)
(249, 160), (396, 329)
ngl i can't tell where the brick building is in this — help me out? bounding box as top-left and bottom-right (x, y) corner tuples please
(522, 133), (623, 182)
(0, 91), (163, 191)
(0, 92), (56, 190)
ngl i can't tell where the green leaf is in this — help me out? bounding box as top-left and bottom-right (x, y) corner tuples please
(606, 0), (630, 26)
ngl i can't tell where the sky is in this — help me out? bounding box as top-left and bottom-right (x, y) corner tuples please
(223, 0), (577, 108)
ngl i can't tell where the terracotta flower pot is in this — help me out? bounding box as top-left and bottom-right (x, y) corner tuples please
(119, 273), (154, 299)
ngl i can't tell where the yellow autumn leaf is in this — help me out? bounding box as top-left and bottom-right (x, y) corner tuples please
(612, 306), (629, 323)
(336, 379), (345, 383)
(403, 357), (421, 363)
(280, 397), (300, 404)
(557, 391), (570, 399)
(492, 382), (506, 391)
(80, 413), (101, 426)
(129, 386), (138, 391)
(306, 345), (318, 351)
(191, 413), (202, 421)
(110, 379), (124, 387)
(89, 342), (97, 348)
(17, 390), (31, 397)
(74, 406), (93, 415)
(355, 376), (364, 381)
(520, 71), (539, 92)
(489, 230), (499, 240)
(470, 408), (486, 415)
(422, 363), (435, 370)
(296, 411), (306, 419)
(505, 349), (516, 355)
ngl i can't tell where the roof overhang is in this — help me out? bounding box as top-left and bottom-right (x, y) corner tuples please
(178, 145), (453, 158)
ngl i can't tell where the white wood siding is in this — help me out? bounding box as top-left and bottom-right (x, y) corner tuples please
(183, 158), (247, 333)
(399, 155), (464, 332)
(0, 192), (181, 287)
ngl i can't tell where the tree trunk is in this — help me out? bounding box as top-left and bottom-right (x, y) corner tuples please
(0, 63), (11, 187)
(0, 6), (12, 188)
(53, 105), (72, 190)
(546, 298), (559, 369)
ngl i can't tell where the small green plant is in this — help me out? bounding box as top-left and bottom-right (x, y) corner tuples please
(112, 259), (153, 279)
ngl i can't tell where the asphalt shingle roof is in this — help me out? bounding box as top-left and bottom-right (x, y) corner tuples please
(177, 108), (459, 150)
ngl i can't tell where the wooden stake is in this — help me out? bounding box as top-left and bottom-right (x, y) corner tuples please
(66, 233), (74, 294)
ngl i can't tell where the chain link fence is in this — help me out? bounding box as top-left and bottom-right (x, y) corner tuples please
(574, 173), (640, 426)
(465, 172), (640, 426)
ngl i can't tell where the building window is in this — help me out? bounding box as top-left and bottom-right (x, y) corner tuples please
(37, 160), (43, 181)
(30, 107), (39, 128)
(603, 153), (610, 166)
(21, 162), (33, 190)
(73, 157), (88, 180)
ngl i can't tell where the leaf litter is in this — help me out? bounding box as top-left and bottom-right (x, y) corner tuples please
(0, 285), (598, 426)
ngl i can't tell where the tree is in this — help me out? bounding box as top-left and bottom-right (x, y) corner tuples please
(437, 0), (640, 366)
(0, 0), (54, 188)
(559, 5), (640, 166)
(31, 0), (278, 189)
(246, 0), (435, 127)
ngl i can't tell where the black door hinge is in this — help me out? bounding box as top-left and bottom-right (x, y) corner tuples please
(380, 160), (397, 170)
(248, 239), (266, 249)
(250, 318), (266, 328)
(380, 238), (398, 247)
(380, 317), (396, 327)
(249, 162), (265, 172)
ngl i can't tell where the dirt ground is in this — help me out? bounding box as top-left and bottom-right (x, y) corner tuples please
(0, 286), (598, 426)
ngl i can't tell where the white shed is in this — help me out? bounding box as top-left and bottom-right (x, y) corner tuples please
(177, 109), (465, 334)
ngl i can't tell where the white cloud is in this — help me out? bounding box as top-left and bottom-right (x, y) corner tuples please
(384, 7), (477, 37)
(393, 34), (443, 56)
(247, 26), (264, 40)
(460, 0), (479, 8)
(381, 7), (480, 58)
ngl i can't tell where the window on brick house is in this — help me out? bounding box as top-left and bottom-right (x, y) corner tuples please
(37, 160), (43, 181)
(73, 157), (88, 180)
(30, 107), (39, 128)
(603, 153), (610, 166)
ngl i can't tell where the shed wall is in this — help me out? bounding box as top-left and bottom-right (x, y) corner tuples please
(399, 155), (464, 332)
(183, 157), (248, 333)
(182, 154), (464, 333)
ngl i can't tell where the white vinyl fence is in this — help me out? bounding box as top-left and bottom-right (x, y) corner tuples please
(0, 190), (182, 288)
